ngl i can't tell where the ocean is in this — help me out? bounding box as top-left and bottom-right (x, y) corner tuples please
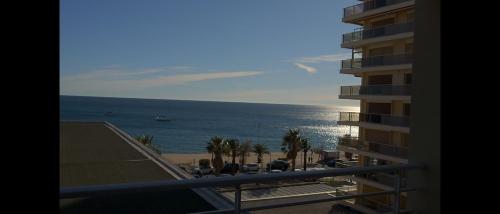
(60, 95), (358, 153)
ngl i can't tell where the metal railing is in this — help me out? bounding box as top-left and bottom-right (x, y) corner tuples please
(340, 85), (411, 96)
(60, 164), (422, 214)
(341, 53), (413, 70)
(337, 136), (362, 149)
(368, 141), (408, 159)
(343, 0), (413, 19)
(338, 112), (410, 127)
(145, 142), (165, 154)
(335, 160), (360, 168)
(337, 136), (408, 159)
(357, 196), (394, 213)
(357, 172), (408, 188)
(343, 22), (414, 44)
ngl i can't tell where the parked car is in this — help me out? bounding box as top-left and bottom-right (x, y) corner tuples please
(192, 166), (214, 176)
(242, 163), (259, 172)
(270, 169), (283, 173)
(220, 163), (240, 174)
(326, 159), (338, 167)
(266, 160), (290, 171)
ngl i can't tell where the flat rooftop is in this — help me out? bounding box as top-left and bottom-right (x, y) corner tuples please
(60, 121), (215, 213)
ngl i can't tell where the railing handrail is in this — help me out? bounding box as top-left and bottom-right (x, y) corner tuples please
(342, 21), (414, 43)
(342, 52), (413, 63)
(60, 164), (422, 199)
(339, 85), (411, 96)
(356, 21), (414, 33)
(340, 112), (409, 119)
(367, 141), (408, 150)
(341, 84), (410, 88)
(343, 0), (413, 18)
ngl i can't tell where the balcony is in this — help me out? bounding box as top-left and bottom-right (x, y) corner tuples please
(339, 85), (411, 100)
(342, 22), (414, 48)
(341, 53), (412, 74)
(338, 112), (410, 132)
(61, 164), (422, 214)
(356, 196), (394, 213)
(337, 136), (408, 161)
(339, 112), (409, 127)
(369, 141), (408, 159)
(343, 0), (414, 23)
(356, 172), (408, 190)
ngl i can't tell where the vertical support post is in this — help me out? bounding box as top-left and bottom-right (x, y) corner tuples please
(393, 171), (401, 214)
(234, 185), (241, 214)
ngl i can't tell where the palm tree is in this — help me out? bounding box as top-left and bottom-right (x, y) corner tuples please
(206, 136), (225, 174)
(224, 139), (240, 174)
(301, 138), (311, 171)
(281, 128), (302, 171)
(135, 135), (153, 146)
(225, 139), (240, 165)
(252, 143), (269, 166)
(239, 140), (252, 165)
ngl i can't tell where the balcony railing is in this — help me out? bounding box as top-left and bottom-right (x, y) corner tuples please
(343, 22), (414, 44)
(368, 141), (408, 159)
(338, 136), (408, 159)
(357, 196), (394, 213)
(343, 0), (413, 19)
(341, 53), (413, 70)
(60, 164), (421, 214)
(338, 112), (410, 127)
(335, 160), (360, 168)
(357, 172), (408, 188)
(340, 85), (411, 96)
(338, 136), (362, 149)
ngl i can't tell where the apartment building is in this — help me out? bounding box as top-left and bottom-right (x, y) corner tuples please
(336, 0), (415, 213)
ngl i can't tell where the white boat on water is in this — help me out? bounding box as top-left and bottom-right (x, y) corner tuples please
(154, 115), (170, 121)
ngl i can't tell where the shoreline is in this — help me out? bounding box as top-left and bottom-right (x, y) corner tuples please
(161, 152), (323, 169)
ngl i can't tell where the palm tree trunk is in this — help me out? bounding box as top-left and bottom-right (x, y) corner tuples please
(303, 150), (307, 171)
(291, 158), (296, 171)
(231, 153), (236, 175)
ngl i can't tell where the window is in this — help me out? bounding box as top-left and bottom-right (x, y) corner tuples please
(368, 103), (391, 114)
(401, 133), (410, 147)
(403, 103), (411, 116)
(405, 43), (413, 54)
(369, 46), (394, 57)
(365, 129), (391, 143)
(407, 12), (415, 22)
(368, 74), (392, 85)
(405, 73), (412, 84)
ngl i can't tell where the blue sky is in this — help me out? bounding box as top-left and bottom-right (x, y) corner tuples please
(60, 0), (360, 108)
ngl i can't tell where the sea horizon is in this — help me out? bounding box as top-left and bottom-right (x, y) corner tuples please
(59, 94), (359, 112)
(60, 95), (358, 153)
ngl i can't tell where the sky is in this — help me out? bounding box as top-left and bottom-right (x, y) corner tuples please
(60, 0), (360, 108)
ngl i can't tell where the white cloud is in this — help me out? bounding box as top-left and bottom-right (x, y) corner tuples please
(61, 66), (263, 95)
(296, 53), (352, 63)
(291, 52), (351, 74)
(116, 71), (263, 87)
(294, 63), (317, 74)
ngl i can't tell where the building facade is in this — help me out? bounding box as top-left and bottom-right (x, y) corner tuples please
(337, 0), (415, 213)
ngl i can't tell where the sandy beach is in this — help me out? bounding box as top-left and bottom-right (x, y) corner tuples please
(161, 152), (323, 169)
